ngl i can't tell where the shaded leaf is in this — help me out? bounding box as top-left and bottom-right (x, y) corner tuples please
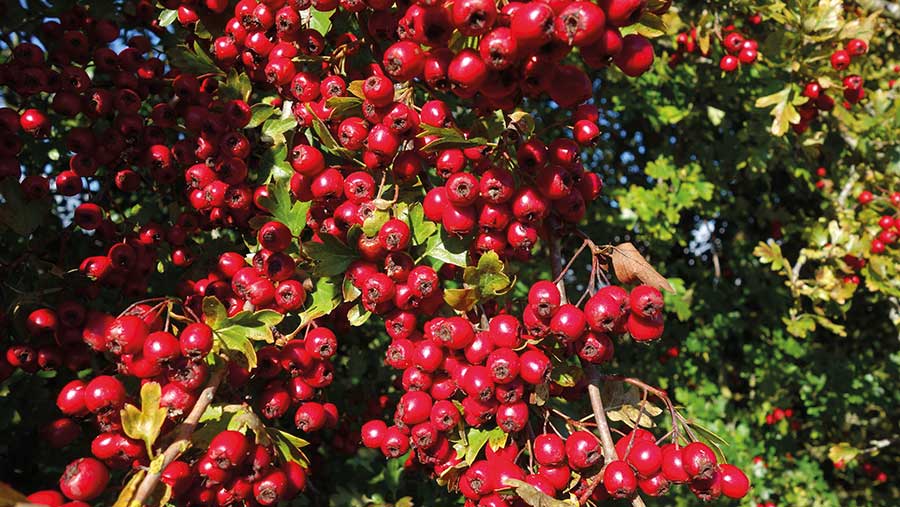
(0, 482), (29, 504)
(202, 296), (228, 329)
(304, 235), (359, 276)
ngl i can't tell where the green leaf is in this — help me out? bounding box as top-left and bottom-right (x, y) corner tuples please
(308, 8), (334, 36)
(707, 106), (725, 126)
(305, 104), (356, 160)
(169, 41), (221, 76)
(362, 209), (391, 238)
(424, 227), (470, 267)
(550, 364), (583, 388)
(158, 9), (178, 27)
(259, 151), (311, 236)
(325, 96), (363, 117)
(111, 469), (148, 507)
(347, 304), (372, 326)
(304, 235), (359, 276)
(755, 87), (791, 109)
(784, 314), (817, 338)
(463, 427), (507, 465)
(262, 116), (298, 146)
(299, 276), (341, 325)
(828, 442), (860, 465)
(754, 240), (786, 272)
(220, 69), (252, 103)
(120, 382), (167, 457)
(217, 327), (258, 370)
(409, 203), (437, 246)
(802, 0), (843, 33)
(507, 111), (535, 138)
(247, 104), (276, 128)
(268, 427), (310, 466)
(417, 124), (489, 152)
(635, 11), (668, 38)
(462, 251), (514, 300)
(839, 11), (878, 42)
(347, 80), (365, 99)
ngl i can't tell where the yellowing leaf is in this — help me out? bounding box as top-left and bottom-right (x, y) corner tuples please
(444, 287), (478, 312)
(610, 243), (674, 292)
(606, 402), (663, 428)
(503, 479), (579, 506)
(828, 442), (860, 465)
(111, 470), (146, 507)
(121, 382), (167, 457)
(0, 482), (29, 504)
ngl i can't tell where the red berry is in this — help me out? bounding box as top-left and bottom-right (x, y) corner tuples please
(603, 460), (638, 498)
(534, 433), (566, 465)
(565, 430), (602, 469)
(719, 463), (750, 499)
(208, 430), (251, 469)
(681, 442), (718, 480)
(84, 376), (126, 414)
(59, 458), (109, 501)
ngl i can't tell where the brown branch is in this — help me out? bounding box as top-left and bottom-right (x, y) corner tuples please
(130, 366), (227, 506)
(549, 226), (567, 303)
(588, 368), (648, 507)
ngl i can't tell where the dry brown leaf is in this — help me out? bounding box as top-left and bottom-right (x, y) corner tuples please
(610, 243), (674, 293)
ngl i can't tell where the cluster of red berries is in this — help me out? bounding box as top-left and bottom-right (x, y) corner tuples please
(794, 39), (869, 134)
(354, 280), (748, 505)
(764, 407), (800, 431)
(159, 430), (309, 505)
(717, 27), (760, 72)
(858, 461), (889, 483)
(667, 20), (760, 72)
(187, 0), (666, 113)
(421, 128), (605, 260)
(857, 190), (900, 255)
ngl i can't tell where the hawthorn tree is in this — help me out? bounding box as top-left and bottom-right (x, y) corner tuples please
(0, 1), (896, 507)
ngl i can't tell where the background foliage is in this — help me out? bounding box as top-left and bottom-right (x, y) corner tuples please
(0, 0), (898, 506)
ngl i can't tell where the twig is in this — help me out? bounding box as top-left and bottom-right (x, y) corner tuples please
(130, 366), (227, 505)
(588, 368), (648, 507)
(549, 226), (567, 303)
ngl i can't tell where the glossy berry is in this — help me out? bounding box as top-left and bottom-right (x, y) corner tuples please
(718, 463), (750, 499)
(84, 376), (126, 414)
(565, 430), (602, 469)
(208, 430), (250, 469)
(534, 433), (566, 465)
(682, 442), (718, 480)
(604, 459), (638, 498)
(59, 458), (109, 501)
